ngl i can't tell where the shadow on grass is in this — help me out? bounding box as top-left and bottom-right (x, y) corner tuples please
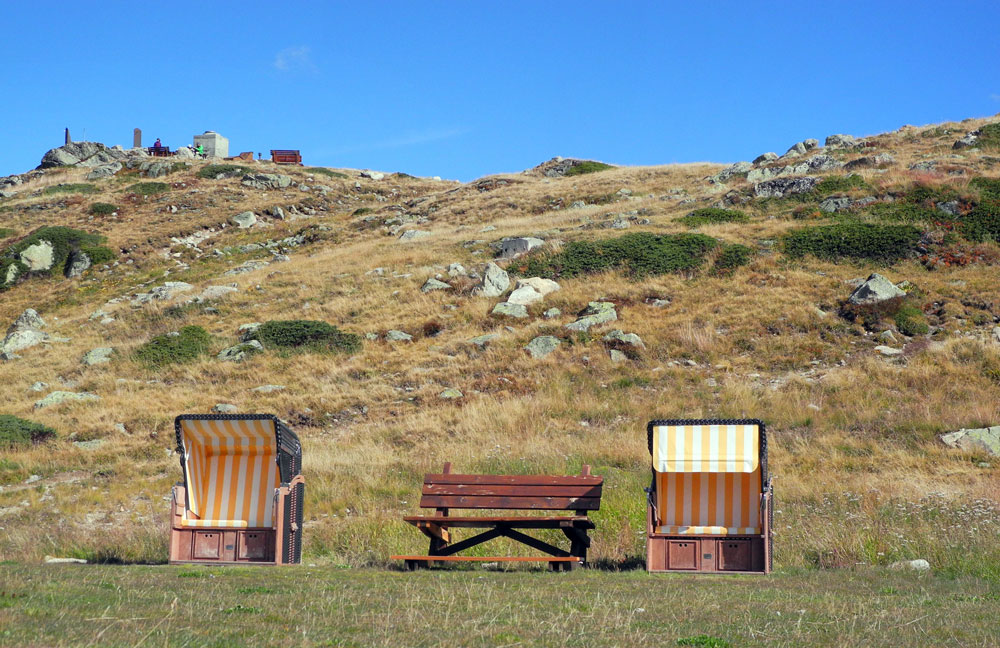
(588, 556), (646, 571)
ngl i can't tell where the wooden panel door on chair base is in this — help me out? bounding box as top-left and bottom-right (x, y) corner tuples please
(647, 536), (766, 573)
(169, 529), (276, 565)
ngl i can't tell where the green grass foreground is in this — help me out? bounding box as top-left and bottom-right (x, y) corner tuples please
(0, 564), (997, 647)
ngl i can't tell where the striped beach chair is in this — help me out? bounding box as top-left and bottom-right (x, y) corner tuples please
(168, 414), (304, 565)
(646, 419), (773, 573)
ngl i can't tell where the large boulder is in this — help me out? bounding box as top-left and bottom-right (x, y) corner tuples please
(953, 131), (980, 150)
(491, 302), (528, 319)
(421, 278), (452, 293)
(825, 134), (856, 148)
(753, 152), (779, 165)
(472, 262), (510, 297)
(2, 309), (49, 355)
(65, 250), (92, 278)
(7, 308), (45, 334)
(86, 162), (122, 180)
(398, 229), (431, 242)
(231, 211), (257, 228)
(845, 153), (895, 170)
(753, 176), (818, 198)
(81, 347), (114, 366)
(241, 173), (292, 190)
(939, 427), (1000, 457)
(506, 285), (543, 305)
(525, 335), (560, 359)
(498, 237), (543, 259)
(217, 340), (264, 362)
(847, 273), (906, 305)
(565, 302), (617, 332)
(19, 240), (55, 272)
(38, 141), (126, 169)
(516, 277), (560, 297)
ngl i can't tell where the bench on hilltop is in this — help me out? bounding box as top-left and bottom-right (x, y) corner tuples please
(391, 463), (603, 570)
(148, 146), (171, 157)
(270, 150), (302, 165)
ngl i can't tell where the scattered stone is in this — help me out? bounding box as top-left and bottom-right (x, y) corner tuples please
(953, 132), (979, 150)
(992, 326), (1000, 344)
(192, 285), (238, 302)
(360, 170), (385, 180)
(498, 237), (543, 259)
(241, 173), (292, 190)
(506, 285), (543, 305)
(708, 161), (752, 184)
(543, 308), (561, 319)
(439, 388), (463, 399)
(825, 134), (856, 148)
(646, 298), (670, 308)
(879, 330), (898, 344)
(845, 153), (895, 170)
(231, 211), (256, 228)
(237, 323), (262, 341)
(939, 426), (1000, 457)
(472, 262), (510, 297)
(73, 439), (106, 451)
(936, 201), (961, 217)
(65, 250), (92, 278)
(491, 302), (529, 319)
(30, 381), (48, 392)
(114, 423), (127, 434)
(467, 334), (499, 349)
(86, 162), (122, 180)
(753, 152), (779, 164)
(525, 335), (561, 359)
(565, 302), (617, 332)
(847, 273), (905, 305)
(20, 240), (55, 272)
(213, 403), (238, 414)
(421, 278), (452, 293)
(2, 309), (50, 355)
(889, 559), (930, 572)
(223, 261), (269, 276)
(875, 345), (903, 357)
(602, 329), (645, 349)
(516, 277), (560, 297)
(609, 349), (628, 363)
(25, 474), (41, 484)
(819, 197), (852, 213)
(447, 263), (467, 277)
(81, 347), (114, 366)
(131, 281), (194, 305)
(753, 176), (818, 198)
(251, 385), (285, 393)
(398, 229), (431, 242)
(217, 340), (263, 362)
(386, 330), (413, 342)
(34, 391), (100, 409)
(44, 556), (88, 564)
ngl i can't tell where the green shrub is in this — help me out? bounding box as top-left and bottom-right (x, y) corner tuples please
(307, 167), (347, 179)
(42, 183), (99, 196)
(904, 182), (958, 206)
(518, 232), (718, 279)
(249, 320), (361, 355)
(564, 161), (615, 176)
(975, 123), (1000, 150)
(816, 175), (870, 194)
(894, 303), (929, 336)
(170, 162), (189, 174)
(0, 415), (56, 448)
(865, 203), (938, 223)
(126, 182), (170, 196)
(88, 203), (117, 216)
(960, 202), (1000, 242)
(713, 243), (753, 274)
(0, 228), (14, 238)
(782, 222), (921, 263)
(676, 636), (731, 648)
(678, 208), (749, 227)
(197, 164), (251, 180)
(81, 246), (116, 265)
(133, 326), (212, 368)
(0, 226), (114, 289)
(353, 207), (374, 216)
(970, 177), (1000, 203)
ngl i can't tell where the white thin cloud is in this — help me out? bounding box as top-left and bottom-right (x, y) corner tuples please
(991, 93), (1000, 102)
(326, 127), (470, 155)
(273, 46), (315, 72)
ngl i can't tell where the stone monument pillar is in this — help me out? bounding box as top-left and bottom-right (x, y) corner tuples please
(65, 128), (70, 144)
(133, 128), (142, 148)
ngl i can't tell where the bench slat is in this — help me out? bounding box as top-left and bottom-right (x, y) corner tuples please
(422, 484), (602, 497)
(425, 473), (602, 486)
(404, 515), (594, 529)
(419, 495), (601, 510)
(390, 555), (581, 562)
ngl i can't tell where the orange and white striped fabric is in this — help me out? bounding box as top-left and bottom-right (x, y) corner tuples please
(651, 423), (762, 535)
(178, 418), (280, 529)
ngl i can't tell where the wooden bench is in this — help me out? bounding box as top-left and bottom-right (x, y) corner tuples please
(148, 146), (171, 157)
(270, 149), (302, 165)
(391, 463), (603, 570)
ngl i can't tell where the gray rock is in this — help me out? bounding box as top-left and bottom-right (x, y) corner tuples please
(525, 335), (561, 359)
(231, 211), (256, 228)
(241, 173), (292, 190)
(806, 154), (843, 171)
(803, 139), (820, 150)
(819, 197), (852, 213)
(609, 349), (628, 363)
(174, 146), (195, 159)
(131, 281), (194, 305)
(498, 237), (543, 259)
(30, 381), (49, 392)
(86, 162), (122, 180)
(709, 161), (752, 184)
(38, 141), (126, 169)
(953, 132), (979, 149)
(491, 302), (529, 319)
(251, 385), (285, 393)
(602, 329), (645, 349)
(114, 423), (127, 434)
(825, 134), (856, 148)
(8, 309), (45, 334)
(753, 152), (779, 165)
(753, 176), (818, 198)
(993, 326), (1000, 344)
(213, 403), (238, 414)
(875, 345), (903, 357)
(73, 439), (106, 451)
(889, 559), (930, 572)
(879, 330), (898, 344)
(142, 161), (172, 178)
(192, 285), (238, 302)
(467, 333), (500, 349)
(936, 201), (961, 216)
(65, 250), (92, 278)
(386, 330), (413, 342)
(20, 240), (55, 272)
(845, 153), (895, 170)
(81, 347), (114, 366)
(398, 229), (431, 242)
(785, 142), (808, 157)
(565, 301), (618, 332)
(223, 260), (269, 276)
(44, 556), (88, 564)
(2, 329), (49, 355)
(34, 391), (100, 409)
(218, 340), (263, 362)
(939, 426), (1000, 457)
(238, 323), (262, 341)
(472, 262), (510, 297)
(516, 277), (560, 296)
(360, 170), (385, 180)
(421, 278), (452, 293)
(543, 308), (561, 319)
(439, 388), (463, 399)
(847, 273), (906, 305)
(506, 285), (543, 305)
(447, 263), (467, 277)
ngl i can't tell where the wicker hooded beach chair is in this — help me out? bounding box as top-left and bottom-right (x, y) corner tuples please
(646, 419), (773, 573)
(168, 414), (304, 565)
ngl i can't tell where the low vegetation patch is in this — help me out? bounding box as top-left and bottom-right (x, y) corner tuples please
(197, 164), (251, 180)
(564, 161), (615, 176)
(249, 320), (361, 355)
(88, 202), (117, 216)
(0, 226), (114, 290)
(713, 243), (753, 275)
(42, 183), (99, 196)
(816, 175), (870, 194)
(974, 122), (1000, 150)
(782, 222), (921, 263)
(518, 232), (723, 278)
(0, 227), (14, 238)
(0, 415), (57, 448)
(894, 302), (930, 336)
(126, 182), (170, 196)
(307, 167), (348, 179)
(679, 208), (749, 227)
(864, 202), (938, 223)
(133, 326), (212, 368)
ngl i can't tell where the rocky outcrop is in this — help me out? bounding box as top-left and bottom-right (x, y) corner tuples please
(241, 174), (292, 190)
(847, 273), (905, 305)
(421, 278), (452, 293)
(231, 211), (256, 228)
(81, 347), (114, 366)
(472, 263), (510, 297)
(491, 302), (528, 319)
(38, 142), (127, 169)
(130, 282), (194, 306)
(525, 335), (560, 358)
(565, 302), (617, 331)
(753, 176), (818, 198)
(939, 427), (1000, 456)
(217, 340), (263, 362)
(34, 391), (100, 409)
(2, 309), (49, 357)
(398, 229), (431, 242)
(497, 237), (543, 259)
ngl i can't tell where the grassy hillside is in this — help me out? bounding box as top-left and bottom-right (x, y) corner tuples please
(0, 117), (998, 582)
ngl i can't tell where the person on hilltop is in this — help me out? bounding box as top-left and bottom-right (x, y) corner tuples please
(154, 138), (162, 149)
(196, 144), (205, 158)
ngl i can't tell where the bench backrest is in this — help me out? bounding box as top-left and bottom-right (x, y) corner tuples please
(418, 464), (603, 512)
(270, 149), (301, 164)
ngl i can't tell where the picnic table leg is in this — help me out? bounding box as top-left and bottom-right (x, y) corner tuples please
(562, 527), (591, 568)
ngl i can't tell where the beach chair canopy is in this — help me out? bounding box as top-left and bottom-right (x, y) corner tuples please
(175, 415), (301, 529)
(648, 420), (767, 535)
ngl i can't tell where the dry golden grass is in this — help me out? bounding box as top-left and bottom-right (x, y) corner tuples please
(1, 120), (999, 575)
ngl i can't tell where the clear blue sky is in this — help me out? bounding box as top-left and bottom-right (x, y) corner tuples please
(2, 1), (999, 181)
